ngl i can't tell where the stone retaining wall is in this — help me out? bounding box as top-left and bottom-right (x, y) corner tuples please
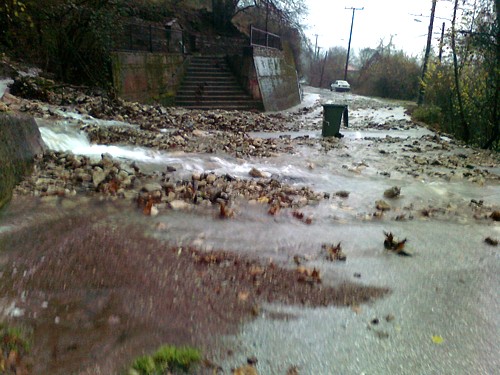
(110, 51), (186, 106)
(0, 113), (44, 209)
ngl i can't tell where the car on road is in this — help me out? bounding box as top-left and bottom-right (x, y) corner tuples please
(330, 80), (350, 92)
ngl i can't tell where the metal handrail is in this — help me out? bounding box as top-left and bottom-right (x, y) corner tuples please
(250, 25), (282, 50)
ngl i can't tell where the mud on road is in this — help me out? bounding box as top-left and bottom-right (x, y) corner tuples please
(0, 82), (499, 374)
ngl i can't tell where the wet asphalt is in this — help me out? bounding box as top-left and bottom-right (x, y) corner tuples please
(206, 88), (500, 375)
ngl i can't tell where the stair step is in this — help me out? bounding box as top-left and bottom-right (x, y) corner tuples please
(176, 55), (262, 111)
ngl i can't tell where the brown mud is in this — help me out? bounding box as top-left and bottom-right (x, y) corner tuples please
(0, 206), (389, 374)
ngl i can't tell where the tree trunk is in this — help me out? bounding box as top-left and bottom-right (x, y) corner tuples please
(451, 0), (470, 142)
(482, 0), (500, 149)
(417, 0), (436, 106)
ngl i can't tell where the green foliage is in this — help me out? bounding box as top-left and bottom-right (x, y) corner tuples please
(420, 0), (499, 149)
(129, 344), (202, 374)
(0, 0), (34, 49)
(0, 323), (32, 355)
(412, 105), (443, 127)
(0, 0), (122, 87)
(131, 355), (157, 374)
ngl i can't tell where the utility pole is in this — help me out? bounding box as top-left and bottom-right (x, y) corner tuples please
(319, 51), (329, 88)
(344, 7), (364, 81)
(417, 0), (437, 106)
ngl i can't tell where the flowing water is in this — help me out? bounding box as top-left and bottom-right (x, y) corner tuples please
(1, 85), (499, 374)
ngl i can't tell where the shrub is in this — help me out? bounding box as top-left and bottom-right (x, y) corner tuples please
(412, 105), (443, 127)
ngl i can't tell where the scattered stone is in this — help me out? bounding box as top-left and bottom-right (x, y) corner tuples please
(141, 182), (162, 192)
(484, 237), (498, 246)
(335, 190), (350, 198)
(247, 356), (258, 365)
(385, 314), (395, 322)
(376, 200), (391, 211)
(383, 186), (401, 199)
(249, 167), (265, 178)
(490, 211), (500, 221)
(169, 200), (190, 210)
(92, 167), (106, 187)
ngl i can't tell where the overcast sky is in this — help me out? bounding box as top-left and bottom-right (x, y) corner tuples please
(304, 0), (454, 57)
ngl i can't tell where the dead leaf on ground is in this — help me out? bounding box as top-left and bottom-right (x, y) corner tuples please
(268, 204), (280, 216)
(286, 365), (300, 375)
(296, 266), (322, 284)
(431, 335), (444, 344)
(219, 202), (234, 218)
(351, 305), (362, 314)
(383, 231), (412, 256)
(249, 265), (264, 276)
(232, 365), (258, 375)
(322, 242), (347, 261)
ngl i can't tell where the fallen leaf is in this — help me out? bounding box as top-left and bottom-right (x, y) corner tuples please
(143, 198), (153, 216)
(383, 232), (412, 256)
(238, 291), (249, 302)
(249, 265), (264, 276)
(351, 305), (362, 314)
(219, 202), (234, 218)
(232, 365), (258, 375)
(286, 365), (300, 375)
(322, 242), (347, 261)
(268, 204), (280, 215)
(432, 335), (444, 344)
(257, 196), (269, 204)
(297, 266), (321, 284)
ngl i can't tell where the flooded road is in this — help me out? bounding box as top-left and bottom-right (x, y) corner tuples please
(1, 85), (499, 374)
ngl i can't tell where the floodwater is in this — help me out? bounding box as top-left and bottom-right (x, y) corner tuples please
(1, 86), (499, 374)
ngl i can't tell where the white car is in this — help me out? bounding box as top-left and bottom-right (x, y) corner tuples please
(330, 80), (350, 92)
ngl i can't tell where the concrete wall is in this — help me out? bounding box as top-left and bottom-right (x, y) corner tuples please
(0, 113), (44, 209)
(227, 44), (301, 112)
(252, 44), (301, 112)
(111, 52), (186, 106)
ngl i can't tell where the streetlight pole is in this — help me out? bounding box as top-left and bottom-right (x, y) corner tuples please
(344, 7), (363, 81)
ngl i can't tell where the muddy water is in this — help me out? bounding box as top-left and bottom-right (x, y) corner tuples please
(1, 87), (499, 374)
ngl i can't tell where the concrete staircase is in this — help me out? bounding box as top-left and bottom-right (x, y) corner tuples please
(175, 55), (262, 111)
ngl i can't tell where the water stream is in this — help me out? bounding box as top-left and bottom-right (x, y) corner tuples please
(1, 86), (498, 374)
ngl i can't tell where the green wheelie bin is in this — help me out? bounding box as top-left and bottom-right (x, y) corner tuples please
(322, 104), (348, 137)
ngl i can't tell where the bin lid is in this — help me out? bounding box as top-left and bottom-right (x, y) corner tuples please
(322, 104), (347, 108)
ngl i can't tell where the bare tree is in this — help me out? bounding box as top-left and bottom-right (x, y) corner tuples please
(417, 0), (437, 106)
(451, 0), (470, 142)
